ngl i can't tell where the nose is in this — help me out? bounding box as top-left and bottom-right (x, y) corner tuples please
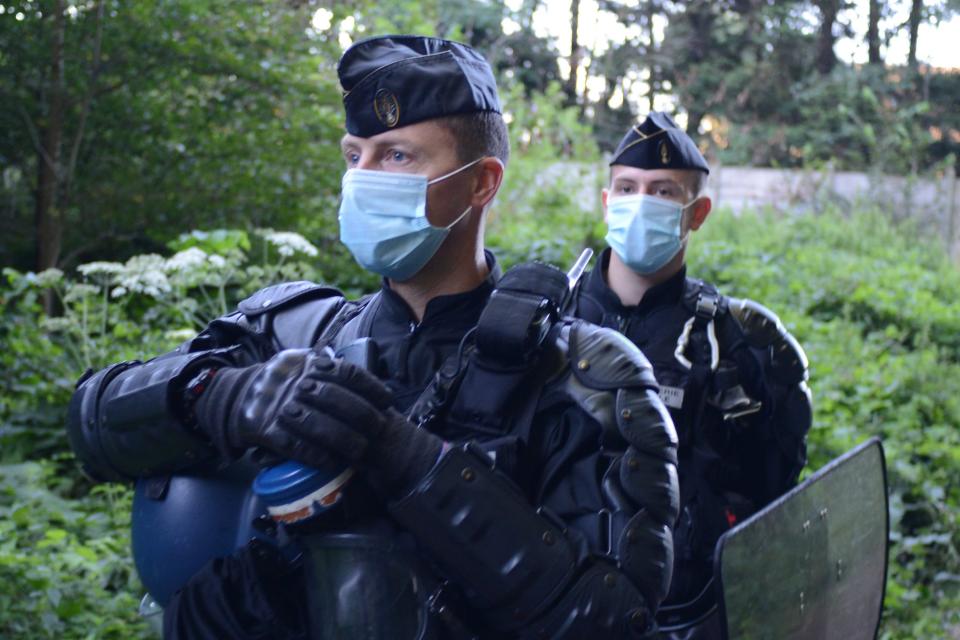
(355, 151), (379, 171)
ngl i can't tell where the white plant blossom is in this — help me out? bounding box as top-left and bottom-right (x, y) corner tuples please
(63, 283), (101, 302)
(41, 316), (73, 332)
(35, 268), (64, 287)
(77, 261), (124, 277)
(208, 254), (227, 269)
(259, 230), (319, 258)
(165, 247), (209, 272)
(113, 254), (171, 299)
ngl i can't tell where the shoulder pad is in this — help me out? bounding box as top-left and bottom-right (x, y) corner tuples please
(728, 297), (809, 385)
(569, 321), (658, 390)
(237, 281), (342, 316)
(682, 278), (726, 316)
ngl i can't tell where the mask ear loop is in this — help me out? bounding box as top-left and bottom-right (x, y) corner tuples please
(426, 158), (484, 230)
(427, 157), (484, 185)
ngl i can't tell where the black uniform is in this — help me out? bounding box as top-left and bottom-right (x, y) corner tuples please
(569, 249), (812, 637)
(68, 254), (681, 639)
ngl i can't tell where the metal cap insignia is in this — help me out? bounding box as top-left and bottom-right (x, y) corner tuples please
(373, 88), (400, 128)
(659, 140), (671, 164)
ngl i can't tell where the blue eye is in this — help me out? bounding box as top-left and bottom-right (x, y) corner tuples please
(345, 152), (360, 166)
(390, 150), (407, 162)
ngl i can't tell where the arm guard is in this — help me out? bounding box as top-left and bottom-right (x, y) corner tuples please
(66, 282), (348, 482)
(67, 349), (235, 481)
(390, 445), (656, 638)
(727, 297), (813, 495)
(390, 321), (679, 638)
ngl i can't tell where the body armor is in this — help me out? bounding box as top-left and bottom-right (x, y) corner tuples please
(568, 259), (812, 637)
(68, 262), (681, 639)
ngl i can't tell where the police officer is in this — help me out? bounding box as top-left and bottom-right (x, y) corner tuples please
(567, 113), (812, 639)
(68, 37), (681, 639)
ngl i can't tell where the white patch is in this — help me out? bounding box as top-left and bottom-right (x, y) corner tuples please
(660, 385), (685, 409)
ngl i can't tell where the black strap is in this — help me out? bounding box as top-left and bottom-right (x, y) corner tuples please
(314, 292), (380, 352)
(475, 262), (568, 366)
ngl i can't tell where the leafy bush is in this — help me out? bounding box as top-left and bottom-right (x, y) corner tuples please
(0, 457), (150, 639)
(689, 206), (960, 637)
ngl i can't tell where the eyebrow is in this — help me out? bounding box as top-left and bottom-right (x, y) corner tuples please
(649, 179), (682, 189)
(339, 135), (426, 155)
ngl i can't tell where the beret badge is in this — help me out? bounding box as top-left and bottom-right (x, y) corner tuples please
(659, 140), (670, 165)
(373, 88), (400, 128)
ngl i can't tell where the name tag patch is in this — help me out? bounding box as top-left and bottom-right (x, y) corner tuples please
(660, 385), (685, 409)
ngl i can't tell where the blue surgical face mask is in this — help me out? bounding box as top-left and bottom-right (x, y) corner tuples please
(605, 193), (693, 275)
(338, 158), (481, 281)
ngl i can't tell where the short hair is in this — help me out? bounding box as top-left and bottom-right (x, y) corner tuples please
(436, 111), (510, 166)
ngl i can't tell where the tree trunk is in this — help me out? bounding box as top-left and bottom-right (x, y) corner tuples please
(565, 0), (581, 107)
(647, 1), (656, 112)
(815, 0), (839, 75)
(907, 0), (921, 67)
(867, 0), (882, 64)
(34, 0), (66, 275)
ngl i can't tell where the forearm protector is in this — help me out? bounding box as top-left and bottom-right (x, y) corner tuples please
(67, 349), (236, 481)
(389, 444), (657, 638)
(727, 297), (813, 493)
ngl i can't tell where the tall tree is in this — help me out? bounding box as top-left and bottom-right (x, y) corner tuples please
(0, 1), (345, 273)
(867, 0), (883, 64)
(814, 0), (841, 74)
(566, 0), (583, 109)
(907, 0), (922, 67)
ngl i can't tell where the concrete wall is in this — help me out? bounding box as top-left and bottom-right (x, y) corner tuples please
(703, 165), (960, 258)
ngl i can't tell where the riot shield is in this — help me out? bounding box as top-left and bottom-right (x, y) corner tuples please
(715, 437), (888, 640)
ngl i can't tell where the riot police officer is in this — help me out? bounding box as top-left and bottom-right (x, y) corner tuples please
(68, 37), (681, 639)
(567, 113), (812, 639)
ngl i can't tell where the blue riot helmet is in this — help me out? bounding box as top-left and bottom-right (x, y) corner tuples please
(131, 457), (267, 606)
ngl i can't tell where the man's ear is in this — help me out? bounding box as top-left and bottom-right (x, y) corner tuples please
(601, 188), (610, 222)
(688, 196), (712, 231)
(471, 157), (504, 209)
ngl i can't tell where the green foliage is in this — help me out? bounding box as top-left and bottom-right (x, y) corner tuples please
(3, 205), (960, 635)
(688, 206), (960, 636)
(487, 81), (604, 268)
(0, 0), (345, 270)
(0, 457), (150, 639)
(0, 229), (326, 461)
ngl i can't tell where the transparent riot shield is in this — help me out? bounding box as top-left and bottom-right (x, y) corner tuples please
(715, 437), (888, 640)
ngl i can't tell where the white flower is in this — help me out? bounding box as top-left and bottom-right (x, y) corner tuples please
(77, 261), (124, 276)
(208, 254), (227, 268)
(41, 316), (72, 332)
(35, 268), (64, 287)
(259, 230), (318, 258)
(115, 254), (171, 298)
(165, 247), (209, 272)
(63, 283), (101, 302)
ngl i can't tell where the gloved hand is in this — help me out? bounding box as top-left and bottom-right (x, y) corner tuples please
(194, 348), (444, 497)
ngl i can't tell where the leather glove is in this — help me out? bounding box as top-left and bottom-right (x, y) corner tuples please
(194, 348), (444, 497)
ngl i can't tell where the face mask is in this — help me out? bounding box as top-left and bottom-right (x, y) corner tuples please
(605, 193), (694, 275)
(338, 158), (481, 280)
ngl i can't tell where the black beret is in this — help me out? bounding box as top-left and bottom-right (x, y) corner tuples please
(610, 112), (709, 174)
(337, 35), (501, 137)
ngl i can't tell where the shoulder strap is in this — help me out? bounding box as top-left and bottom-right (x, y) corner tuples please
(675, 279), (723, 371)
(315, 292), (382, 352)
(410, 262), (569, 439)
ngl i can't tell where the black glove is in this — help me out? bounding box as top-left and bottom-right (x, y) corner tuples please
(194, 348), (444, 497)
